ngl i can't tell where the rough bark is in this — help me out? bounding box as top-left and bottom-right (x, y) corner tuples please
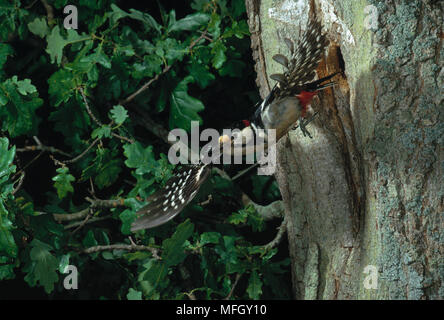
(246, 0), (443, 299)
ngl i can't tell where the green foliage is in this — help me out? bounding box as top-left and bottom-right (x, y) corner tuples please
(0, 76), (43, 137)
(169, 76), (205, 131)
(0, 0), (29, 41)
(228, 205), (265, 232)
(247, 270), (262, 300)
(46, 26), (92, 65)
(110, 105), (128, 125)
(127, 288), (142, 300)
(141, 220), (194, 297)
(52, 167), (75, 199)
(0, 0), (290, 299)
(0, 43), (14, 79)
(27, 17), (50, 38)
(26, 239), (59, 294)
(0, 138), (17, 280)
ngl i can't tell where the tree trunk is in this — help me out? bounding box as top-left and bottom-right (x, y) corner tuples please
(246, 0), (443, 299)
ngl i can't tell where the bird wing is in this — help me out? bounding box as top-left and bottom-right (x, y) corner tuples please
(269, 18), (329, 99)
(131, 164), (211, 231)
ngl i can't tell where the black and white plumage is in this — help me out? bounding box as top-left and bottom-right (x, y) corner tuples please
(131, 18), (336, 231)
(269, 18), (329, 96)
(242, 18), (337, 143)
(131, 164), (211, 231)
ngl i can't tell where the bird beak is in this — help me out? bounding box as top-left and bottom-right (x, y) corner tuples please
(218, 135), (231, 145)
(316, 82), (336, 91)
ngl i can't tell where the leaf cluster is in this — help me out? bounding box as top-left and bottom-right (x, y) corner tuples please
(0, 0), (290, 299)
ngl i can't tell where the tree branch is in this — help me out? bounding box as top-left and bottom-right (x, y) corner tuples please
(40, 0), (54, 25)
(120, 30), (209, 106)
(188, 30), (209, 51)
(52, 208), (89, 222)
(68, 209), (93, 234)
(225, 273), (242, 300)
(85, 197), (126, 208)
(51, 197), (127, 222)
(262, 217), (287, 251)
(12, 172), (25, 195)
(119, 31), (213, 143)
(16, 136), (72, 157)
(50, 137), (100, 166)
(64, 216), (111, 230)
(12, 150), (44, 180)
(120, 65), (172, 105)
(83, 243), (160, 260)
(242, 194), (284, 221)
(79, 87), (134, 144)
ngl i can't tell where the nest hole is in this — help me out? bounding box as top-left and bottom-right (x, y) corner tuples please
(322, 43), (349, 92)
(336, 46), (346, 74)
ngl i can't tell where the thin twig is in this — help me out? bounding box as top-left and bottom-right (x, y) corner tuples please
(52, 197), (127, 222)
(262, 218), (287, 251)
(179, 265), (197, 300)
(12, 151), (44, 180)
(231, 163), (260, 181)
(128, 236), (137, 246)
(88, 177), (96, 198)
(52, 208), (90, 222)
(225, 273), (242, 300)
(120, 65), (171, 105)
(16, 136), (71, 157)
(79, 87), (134, 144)
(40, 0), (54, 24)
(52, 137), (100, 166)
(64, 216), (110, 230)
(12, 172), (25, 195)
(120, 31), (208, 107)
(188, 30), (209, 51)
(79, 87), (103, 127)
(70, 208), (93, 235)
(83, 244), (161, 260)
(16, 145), (69, 156)
(197, 195), (212, 206)
(63, 138), (100, 163)
(110, 131), (134, 144)
(25, 0), (39, 9)
(117, 31), (215, 150)
(85, 197), (126, 208)
(197, 31), (214, 42)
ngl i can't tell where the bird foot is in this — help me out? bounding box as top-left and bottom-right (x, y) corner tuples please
(292, 112), (318, 138)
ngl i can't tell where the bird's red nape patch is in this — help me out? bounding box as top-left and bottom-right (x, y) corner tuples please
(296, 91), (318, 118)
(242, 119), (250, 127)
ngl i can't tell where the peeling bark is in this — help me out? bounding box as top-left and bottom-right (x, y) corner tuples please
(246, 0), (443, 299)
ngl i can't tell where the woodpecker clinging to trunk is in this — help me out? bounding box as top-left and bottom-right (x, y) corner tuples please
(131, 18), (337, 232)
(234, 18), (338, 150)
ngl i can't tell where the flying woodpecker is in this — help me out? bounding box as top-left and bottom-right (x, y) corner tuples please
(131, 18), (338, 232)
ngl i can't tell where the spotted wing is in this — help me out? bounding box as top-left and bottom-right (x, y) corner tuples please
(131, 164), (211, 231)
(270, 18), (329, 98)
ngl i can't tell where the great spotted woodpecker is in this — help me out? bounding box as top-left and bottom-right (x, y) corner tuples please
(131, 18), (337, 232)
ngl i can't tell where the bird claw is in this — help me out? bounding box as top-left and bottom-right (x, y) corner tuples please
(292, 112), (319, 139)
